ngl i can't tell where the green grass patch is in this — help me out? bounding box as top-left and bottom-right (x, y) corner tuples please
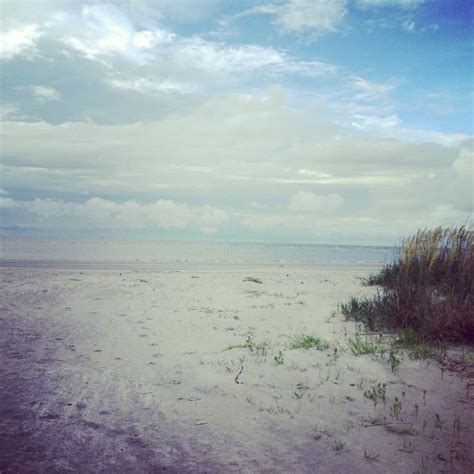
(347, 333), (383, 357)
(290, 335), (329, 351)
(391, 328), (444, 361)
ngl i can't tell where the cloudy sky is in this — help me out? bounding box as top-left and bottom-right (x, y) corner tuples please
(0, 0), (472, 245)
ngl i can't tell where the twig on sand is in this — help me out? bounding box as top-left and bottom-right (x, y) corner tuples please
(243, 277), (263, 284)
(235, 365), (244, 384)
(364, 450), (379, 461)
(362, 421), (411, 428)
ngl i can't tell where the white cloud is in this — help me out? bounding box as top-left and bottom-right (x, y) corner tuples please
(0, 197), (15, 208)
(132, 0), (222, 22)
(357, 0), (424, 8)
(63, 4), (176, 63)
(1, 92), (467, 189)
(351, 114), (400, 130)
(0, 196), (229, 233)
(453, 147), (473, 178)
(451, 147), (473, 213)
(107, 78), (196, 94)
(1, 92), (470, 242)
(170, 37), (339, 78)
(351, 76), (397, 102)
(403, 19), (416, 31)
(173, 37), (284, 73)
(196, 206), (229, 234)
(297, 169), (332, 179)
(25, 85), (62, 103)
(53, 3), (337, 81)
(240, 213), (379, 239)
(272, 59), (338, 77)
(0, 103), (19, 120)
(380, 128), (470, 147)
(241, 214), (310, 233)
(288, 191), (343, 212)
(250, 0), (347, 35)
(0, 24), (42, 60)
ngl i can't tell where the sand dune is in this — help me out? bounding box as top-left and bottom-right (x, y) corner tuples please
(1, 263), (472, 472)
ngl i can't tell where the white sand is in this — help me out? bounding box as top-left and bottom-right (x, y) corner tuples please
(1, 263), (473, 473)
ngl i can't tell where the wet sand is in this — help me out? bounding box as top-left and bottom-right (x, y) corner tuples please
(1, 262), (473, 472)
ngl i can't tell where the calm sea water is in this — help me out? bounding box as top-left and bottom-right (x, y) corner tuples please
(0, 237), (396, 264)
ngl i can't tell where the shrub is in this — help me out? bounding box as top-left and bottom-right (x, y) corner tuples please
(342, 226), (474, 342)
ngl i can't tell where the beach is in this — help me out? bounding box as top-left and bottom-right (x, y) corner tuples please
(1, 261), (473, 473)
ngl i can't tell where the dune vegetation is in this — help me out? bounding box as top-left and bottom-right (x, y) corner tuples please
(341, 226), (473, 342)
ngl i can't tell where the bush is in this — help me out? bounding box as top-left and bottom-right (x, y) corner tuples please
(342, 226), (474, 342)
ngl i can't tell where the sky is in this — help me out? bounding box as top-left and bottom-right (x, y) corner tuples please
(0, 0), (472, 245)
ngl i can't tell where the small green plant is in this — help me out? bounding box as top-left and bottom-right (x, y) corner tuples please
(357, 377), (368, 390)
(390, 397), (402, 420)
(252, 342), (269, 357)
(339, 297), (380, 330)
(347, 333), (382, 357)
(452, 415), (461, 439)
(393, 328), (422, 346)
(227, 334), (269, 357)
(407, 344), (443, 361)
(391, 328), (446, 362)
(363, 383), (387, 408)
(274, 350), (284, 365)
(311, 425), (323, 440)
(388, 350), (401, 374)
(466, 382), (473, 399)
(291, 335), (329, 351)
(227, 334), (255, 351)
(332, 440), (346, 452)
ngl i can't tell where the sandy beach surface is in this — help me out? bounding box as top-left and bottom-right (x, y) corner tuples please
(1, 261), (473, 473)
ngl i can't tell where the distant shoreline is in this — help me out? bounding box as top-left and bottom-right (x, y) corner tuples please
(0, 259), (384, 273)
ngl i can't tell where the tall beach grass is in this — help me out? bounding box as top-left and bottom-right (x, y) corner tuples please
(341, 226), (473, 342)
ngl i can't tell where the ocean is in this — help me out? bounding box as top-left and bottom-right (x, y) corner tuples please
(0, 237), (396, 264)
